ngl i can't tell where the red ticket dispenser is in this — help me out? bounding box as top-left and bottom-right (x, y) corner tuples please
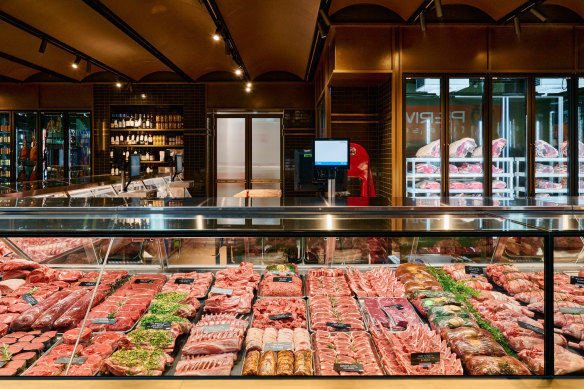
(348, 143), (375, 198)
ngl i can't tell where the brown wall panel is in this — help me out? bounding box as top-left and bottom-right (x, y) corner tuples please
(576, 27), (584, 71)
(334, 26), (392, 72)
(0, 84), (39, 109)
(490, 26), (574, 72)
(401, 26), (488, 72)
(39, 84), (92, 109)
(207, 82), (314, 110)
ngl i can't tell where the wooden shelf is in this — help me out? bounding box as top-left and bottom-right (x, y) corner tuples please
(111, 145), (184, 148)
(331, 120), (380, 124)
(331, 113), (378, 117)
(140, 161), (165, 164)
(109, 128), (184, 132)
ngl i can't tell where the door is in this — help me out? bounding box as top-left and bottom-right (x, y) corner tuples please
(0, 112), (11, 184)
(14, 112), (38, 182)
(68, 111), (91, 179)
(215, 115), (282, 197)
(41, 111), (65, 180)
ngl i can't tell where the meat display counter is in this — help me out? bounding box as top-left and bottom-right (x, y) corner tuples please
(0, 199), (583, 378)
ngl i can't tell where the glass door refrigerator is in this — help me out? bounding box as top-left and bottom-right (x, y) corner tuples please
(41, 111), (65, 180)
(14, 112), (39, 182)
(68, 111), (91, 179)
(0, 112), (12, 184)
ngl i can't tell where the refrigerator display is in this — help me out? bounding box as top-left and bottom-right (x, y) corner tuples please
(14, 111), (38, 182)
(0, 112), (11, 183)
(68, 111), (91, 179)
(578, 78), (584, 195)
(41, 112), (65, 180)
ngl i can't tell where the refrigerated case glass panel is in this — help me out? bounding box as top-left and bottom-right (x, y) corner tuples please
(535, 78), (569, 197)
(0, 112), (11, 183)
(448, 78), (486, 197)
(69, 111), (91, 179)
(15, 112), (38, 182)
(492, 78), (526, 199)
(405, 78), (442, 197)
(41, 112), (65, 180)
(251, 118), (280, 180)
(579, 78), (584, 194)
(217, 117), (245, 182)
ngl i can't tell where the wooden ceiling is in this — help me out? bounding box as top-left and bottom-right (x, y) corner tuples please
(0, 0), (581, 83)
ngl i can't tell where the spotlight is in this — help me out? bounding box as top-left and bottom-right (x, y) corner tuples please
(245, 86), (251, 93)
(435, 0), (443, 19)
(420, 11), (427, 32)
(530, 8), (547, 22)
(72, 56), (81, 69)
(115, 82), (122, 88)
(319, 9), (331, 28)
(141, 93), (146, 99)
(38, 38), (47, 54)
(212, 28), (221, 41)
(235, 68), (243, 76)
(514, 17), (521, 37)
(317, 19), (327, 39)
(246, 82), (252, 88)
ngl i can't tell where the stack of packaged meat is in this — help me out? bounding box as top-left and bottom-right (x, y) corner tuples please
(313, 330), (384, 375)
(309, 296), (365, 331)
(242, 327), (312, 375)
(0, 330), (59, 376)
(370, 322), (463, 375)
(307, 268), (352, 297)
(204, 262), (260, 314)
(160, 271), (213, 301)
(252, 297), (307, 329)
(442, 264), (492, 291)
(345, 267), (405, 298)
(177, 313), (249, 375)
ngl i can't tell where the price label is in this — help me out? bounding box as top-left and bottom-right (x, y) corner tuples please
(269, 313), (292, 320)
(210, 287), (233, 295)
(21, 294), (38, 306)
(203, 324), (230, 333)
(411, 352), (440, 367)
(79, 281), (97, 287)
(135, 279), (155, 284)
(56, 357), (87, 365)
(264, 342), (293, 351)
(465, 266), (484, 277)
(326, 322), (351, 329)
(384, 304), (404, 310)
(334, 363), (363, 372)
(92, 318), (118, 325)
(272, 276), (292, 283)
(0, 361), (6, 368)
(174, 278), (195, 284)
(559, 307), (584, 314)
(571, 276), (584, 288)
(144, 321), (171, 330)
(518, 321), (544, 335)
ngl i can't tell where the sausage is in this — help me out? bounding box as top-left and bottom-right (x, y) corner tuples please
(276, 350), (294, 375)
(242, 350), (260, 376)
(294, 350), (313, 376)
(10, 290), (71, 331)
(32, 289), (88, 331)
(54, 289), (107, 331)
(258, 351), (276, 376)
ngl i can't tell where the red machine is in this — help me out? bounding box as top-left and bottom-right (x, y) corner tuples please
(348, 143), (375, 198)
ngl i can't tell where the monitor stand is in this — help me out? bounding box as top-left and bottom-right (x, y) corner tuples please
(327, 170), (336, 205)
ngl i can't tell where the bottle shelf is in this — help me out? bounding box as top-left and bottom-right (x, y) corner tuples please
(110, 145), (183, 148)
(109, 128), (184, 132)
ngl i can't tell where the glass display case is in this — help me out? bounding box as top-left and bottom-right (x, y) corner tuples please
(68, 111), (91, 179)
(41, 111), (65, 180)
(0, 112), (11, 184)
(14, 111), (38, 182)
(0, 199), (581, 377)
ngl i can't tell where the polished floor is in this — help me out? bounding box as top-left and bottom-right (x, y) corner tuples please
(1, 380), (583, 389)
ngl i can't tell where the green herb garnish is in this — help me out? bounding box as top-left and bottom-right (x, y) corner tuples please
(110, 348), (165, 374)
(127, 329), (173, 349)
(1, 345), (12, 362)
(139, 313), (187, 328)
(153, 292), (188, 303)
(149, 301), (187, 316)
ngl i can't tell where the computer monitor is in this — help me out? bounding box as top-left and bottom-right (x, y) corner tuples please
(129, 154), (141, 177)
(313, 138), (350, 169)
(294, 149), (347, 192)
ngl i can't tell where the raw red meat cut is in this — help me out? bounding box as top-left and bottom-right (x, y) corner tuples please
(416, 180), (440, 190)
(492, 180), (507, 189)
(259, 272), (302, 297)
(415, 163), (438, 174)
(519, 344), (584, 375)
(458, 163), (482, 174)
(175, 353), (236, 376)
(466, 181), (483, 190)
(11, 290), (72, 331)
(463, 355), (531, 375)
(362, 298), (419, 330)
(182, 313), (247, 356)
(492, 165), (504, 174)
(309, 296), (364, 331)
(449, 138), (477, 158)
(0, 279), (25, 294)
(554, 164), (568, 174)
(535, 140), (559, 158)
(160, 271), (213, 301)
(449, 164), (458, 173)
(63, 327), (92, 345)
(416, 140), (440, 158)
(2, 270), (30, 280)
(32, 289), (88, 331)
(345, 267), (405, 298)
(0, 259), (40, 272)
(54, 289), (108, 331)
(313, 331), (383, 375)
(307, 268), (352, 297)
(252, 298), (306, 329)
(449, 181), (467, 190)
(492, 138), (507, 157)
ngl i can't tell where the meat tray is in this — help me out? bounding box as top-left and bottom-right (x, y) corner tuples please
(310, 331), (386, 376)
(235, 339), (315, 376)
(304, 271), (354, 298)
(251, 297), (309, 331)
(20, 337), (65, 376)
(358, 298), (423, 332)
(257, 274), (305, 298)
(307, 296), (368, 333)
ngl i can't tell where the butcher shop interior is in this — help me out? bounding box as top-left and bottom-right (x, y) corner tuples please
(2, 0), (584, 386)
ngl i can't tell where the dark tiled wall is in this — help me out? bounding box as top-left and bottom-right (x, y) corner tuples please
(330, 81), (392, 198)
(93, 84), (206, 195)
(283, 109), (316, 197)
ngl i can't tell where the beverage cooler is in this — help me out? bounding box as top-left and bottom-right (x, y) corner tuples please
(15, 111), (39, 182)
(0, 111), (12, 184)
(405, 77), (573, 199)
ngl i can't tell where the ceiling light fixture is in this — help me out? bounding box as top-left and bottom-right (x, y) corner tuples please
(245, 86), (251, 93)
(141, 93), (146, 99)
(420, 11), (427, 32)
(72, 56), (81, 69)
(246, 82), (252, 88)
(212, 28), (221, 41)
(115, 82), (122, 88)
(434, 0), (443, 19)
(235, 68), (243, 76)
(317, 19), (327, 39)
(514, 17), (521, 37)
(319, 9), (331, 28)
(529, 8), (547, 22)
(38, 38), (47, 54)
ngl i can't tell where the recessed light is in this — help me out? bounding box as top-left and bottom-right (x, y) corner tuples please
(235, 68), (243, 76)
(246, 82), (252, 88)
(115, 82), (122, 88)
(141, 94), (146, 99)
(72, 56), (81, 69)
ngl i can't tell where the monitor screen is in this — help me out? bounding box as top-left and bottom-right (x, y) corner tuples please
(313, 139), (349, 168)
(176, 154), (183, 173)
(129, 154), (141, 177)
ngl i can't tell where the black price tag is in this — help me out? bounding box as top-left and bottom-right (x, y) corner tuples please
(135, 279), (155, 284)
(21, 293), (38, 306)
(92, 318), (118, 325)
(79, 281), (97, 287)
(56, 356), (87, 365)
(571, 276), (584, 288)
(326, 322), (351, 329)
(559, 307), (584, 314)
(269, 313), (292, 320)
(272, 276), (292, 283)
(174, 278), (195, 285)
(465, 266), (484, 277)
(264, 342), (293, 351)
(384, 304), (404, 310)
(411, 352), (440, 366)
(203, 324), (230, 333)
(518, 321), (544, 335)
(334, 363), (363, 372)
(210, 287), (233, 295)
(0, 361), (6, 368)
(144, 321), (171, 330)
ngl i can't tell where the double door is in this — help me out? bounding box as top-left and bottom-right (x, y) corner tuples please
(214, 115), (282, 197)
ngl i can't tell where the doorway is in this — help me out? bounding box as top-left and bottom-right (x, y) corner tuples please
(214, 114), (282, 197)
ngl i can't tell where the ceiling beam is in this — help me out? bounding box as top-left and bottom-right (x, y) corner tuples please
(0, 74), (22, 83)
(201, 0), (250, 81)
(304, 0), (331, 81)
(82, 0), (194, 82)
(0, 10), (133, 82)
(0, 51), (78, 82)
(497, 0), (548, 24)
(408, 0), (434, 23)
